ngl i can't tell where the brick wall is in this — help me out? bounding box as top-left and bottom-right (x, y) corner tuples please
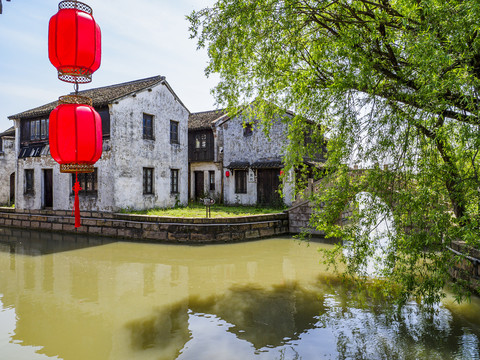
(0, 208), (289, 243)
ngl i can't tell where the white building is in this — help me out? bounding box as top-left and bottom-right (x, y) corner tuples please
(0, 126), (15, 206)
(188, 109), (322, 207)
(8, 76), (189, 212)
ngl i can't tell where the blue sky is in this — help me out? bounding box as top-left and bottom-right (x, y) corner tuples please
(0, 0), (218, 132)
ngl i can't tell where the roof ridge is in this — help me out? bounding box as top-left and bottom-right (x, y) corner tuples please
(190, 109), (225, 115)
(74, 75), (164, 95)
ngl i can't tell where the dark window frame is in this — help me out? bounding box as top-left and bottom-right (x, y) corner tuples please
(24, 169), (34, 195)
(170, 169), (179, 194)
(209, 171), (215, 191)
(143, 113), (154, 140)
(170, 120), (179, 144)
(71, 169), (98, 196)
(243, 123), (253, 137)
(143, 167), (154, 195)
(235, 169), (247, 194)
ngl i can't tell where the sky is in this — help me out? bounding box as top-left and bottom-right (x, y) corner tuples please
(0, 0), (218, 132)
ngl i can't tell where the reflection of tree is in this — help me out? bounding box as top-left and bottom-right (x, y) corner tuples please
(126, 302), (191, 359)
(190, 283), (324, 350)
(125, 283), (324, 353)
(318, 276), (480, 360)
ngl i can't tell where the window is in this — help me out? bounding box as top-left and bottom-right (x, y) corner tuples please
(41, 119), (47, 139)
(235, 170), (247, 193)
(170, 169), (179, 194)
(170, 120), (179, 144)
(71, 169), (98, 196)
(195, 133), (207, 149)
(243, 123), (253, 137)
(143, 168), (154, 195)
(24, 169), (34, 195)
(143, 113), (154, 140)
(209, 171), (215, 191)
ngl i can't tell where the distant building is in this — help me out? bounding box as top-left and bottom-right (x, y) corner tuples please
(8, 76), (189, 212)
(188, 108), (325, 207)
(188, 110), (226, 202)
(0, 126), (15, 205)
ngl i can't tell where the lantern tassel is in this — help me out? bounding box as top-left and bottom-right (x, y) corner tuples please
(72, 172), (82, 228)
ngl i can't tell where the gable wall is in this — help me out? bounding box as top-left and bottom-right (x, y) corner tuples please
(0, 136), (15, 205)
(220, 115), (294, 206)
(109, 83), (189, 210)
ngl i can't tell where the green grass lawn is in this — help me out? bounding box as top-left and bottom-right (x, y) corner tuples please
(122, 203), (286, 218)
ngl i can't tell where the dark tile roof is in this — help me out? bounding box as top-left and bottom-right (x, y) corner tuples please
(226, 161), (250, 170)
(8, 75), (166, 120)
(188, 109), (226, 130)
(251, 159), (283, 169)
(0, 126), (15, 137)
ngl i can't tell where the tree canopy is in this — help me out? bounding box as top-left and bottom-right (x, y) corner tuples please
(188, 0), (480, 304)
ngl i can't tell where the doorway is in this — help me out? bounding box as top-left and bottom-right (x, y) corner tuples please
(257, 169), (281, 206)
(9, 172), (15, 205)
(43, 169), (53, 208)
(194, 171), (204, 201)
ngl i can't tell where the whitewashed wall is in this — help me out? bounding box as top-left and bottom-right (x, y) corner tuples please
(15, 140), (114, 212)
(109, 83), (189, 210)
(220, 115), (294, 206)
(0, 136), (15, 205)
(189, 162), (222, 201)
(14, 81), (189, 212)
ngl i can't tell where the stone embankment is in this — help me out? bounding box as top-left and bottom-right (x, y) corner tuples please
(0, 207), (289, 243)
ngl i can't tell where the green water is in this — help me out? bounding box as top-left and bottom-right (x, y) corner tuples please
(0, 230), (479, 359)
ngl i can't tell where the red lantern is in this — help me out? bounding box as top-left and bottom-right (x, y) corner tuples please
(48, 1), (101, 83)
(49, 95), (102, 227)
(225, 170), (230, 177)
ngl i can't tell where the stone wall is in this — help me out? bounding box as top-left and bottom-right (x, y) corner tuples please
(286, 200), (324, 237)
(449, 241), (480, 295)
(0, 208), (289, 244)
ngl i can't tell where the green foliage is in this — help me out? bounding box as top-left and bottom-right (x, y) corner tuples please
(189, 0), (480, 304)
(122, 204), (286, 218)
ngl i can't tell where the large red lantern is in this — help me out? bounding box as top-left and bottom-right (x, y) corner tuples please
(50, 95), (103, 227)
(48, 1), (101, 83)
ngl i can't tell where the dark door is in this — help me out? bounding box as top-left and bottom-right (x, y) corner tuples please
(43, 169), (53, 208)
(194, 171), (204, 200)
(9, 172), (15, 205)
(257, 169), (280, 205)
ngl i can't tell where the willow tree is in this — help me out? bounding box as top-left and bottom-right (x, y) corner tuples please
(188, 0), (480, 304)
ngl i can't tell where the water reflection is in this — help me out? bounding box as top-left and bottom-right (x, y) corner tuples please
(0, 232), (479, 360)
(0, 227), (113, 256)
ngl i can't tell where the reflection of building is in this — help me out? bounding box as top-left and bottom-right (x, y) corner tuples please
(0, 126), (15, 206)
(0, 234), (327, 360)
(1, 233), (480, 359)
(8, 76), (189, 212)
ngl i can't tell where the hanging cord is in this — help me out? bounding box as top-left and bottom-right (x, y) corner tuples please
(74, 80), (79, 95)
(72, 172), (82, 228)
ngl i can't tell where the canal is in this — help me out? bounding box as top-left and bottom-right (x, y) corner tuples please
(0, 229), (479, 359)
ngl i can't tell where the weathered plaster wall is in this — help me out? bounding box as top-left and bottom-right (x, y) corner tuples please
(0, 136), (15, 205)
(220, 115), (294, 206)
(189, 162), (222, 201)
(16, 140), (114, 212)
(109, 83), (189, 211)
